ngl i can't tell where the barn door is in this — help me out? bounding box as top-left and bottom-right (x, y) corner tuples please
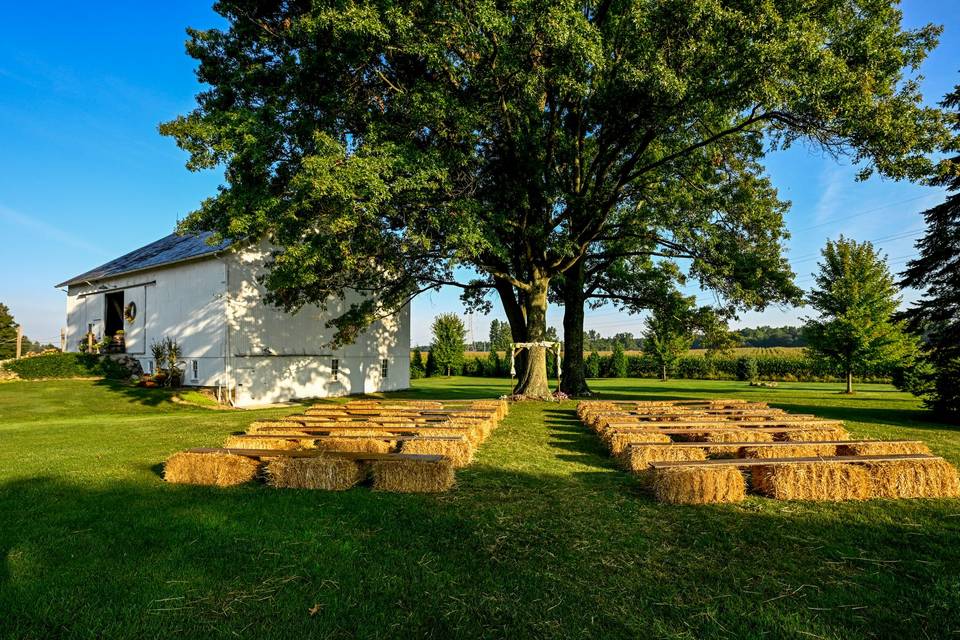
(123, 285), (147, 354)
(83, 294), (104, 344)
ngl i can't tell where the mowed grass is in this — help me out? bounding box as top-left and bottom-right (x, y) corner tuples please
(1, 377), (959, 639)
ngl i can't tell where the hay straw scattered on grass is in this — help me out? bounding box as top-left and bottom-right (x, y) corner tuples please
(164, 452), (261, 486)
(742, 444), (837, 459)
(621, 445), (706, 473)
(265, 456), (364, 490)
(652, 466), (746, 504)
(608, 431), (672, 455)
(224, 435), (305, 450)
(370, 459), (455, 493)
(751, 463), (871, 501)
(313, 437), (394, 454)
(782, 428), (849, 442)
(401, 436), (474, 468)
(837, 441), (931, 456)
(864, 458), (960, 499)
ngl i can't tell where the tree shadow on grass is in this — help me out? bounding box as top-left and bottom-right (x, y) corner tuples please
(1, 471), (959, 639)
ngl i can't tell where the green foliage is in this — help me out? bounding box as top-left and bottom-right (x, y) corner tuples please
(0, 303), (17, 360)
(804, 237), (918, 393)
(430, 313), (466, 376)
(488, 319), (512, 352)
(410, 348), (426, 379)
(900, 84), (960, 418)
(161, 0), (951, 400)
(584, 351), (601, 379)
(642, 299), (696, 381)
(736, 357), (759, 382)
(2, 353), (128, 380)
(607, 343), (628, 378)
(425, 350), (438, 377)
(149, 338), (185, 388)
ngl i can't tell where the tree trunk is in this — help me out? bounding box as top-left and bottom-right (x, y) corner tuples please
(512, 274), (553, 399)
(560, 258), (591, 396)
(661, 364), (667, 382)
(845, 370), (854, 394)
(494, 277), (528, 385)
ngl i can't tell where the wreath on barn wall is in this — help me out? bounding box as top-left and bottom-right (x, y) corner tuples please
(124, 301), (137, 324)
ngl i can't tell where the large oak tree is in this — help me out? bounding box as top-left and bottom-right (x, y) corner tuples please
(163, 0), (949, 398)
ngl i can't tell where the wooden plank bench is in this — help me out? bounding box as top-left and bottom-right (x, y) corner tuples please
(186, 447), (445, 462)
(648, 453), (936, 469)
(228, 434), (465, 443)
(605, 419), (844, 429)
(624, 439), (921, 449)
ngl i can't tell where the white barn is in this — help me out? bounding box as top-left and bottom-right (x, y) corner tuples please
(57, 232), (410, 406)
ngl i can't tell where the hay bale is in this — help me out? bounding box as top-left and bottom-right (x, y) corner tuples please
(704, 430), (774, 443)
(223, 435), (305, 450)
(608, 431), (672, 455)
(837, 441), (931, 456)
(325, 429), (395, 438)
(401, 436), (474, 468)
(864, 458), (960, 499)
(703, 444), (744, 458)
(266, 456), (364, 490)
(313, 437), (394, 454)
(751, 463), (871, 501)
(370, 458), (455, 493)
(743, 444), (837, 459)
(652, 466), (746, 504)
(782, 428), (849, 442)
(164, 452), (261, 486)
(248, 420), (304, 434)
(621, 445), (707, 473)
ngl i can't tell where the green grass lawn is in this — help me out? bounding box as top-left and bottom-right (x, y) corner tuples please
(1, 377), (959, 639)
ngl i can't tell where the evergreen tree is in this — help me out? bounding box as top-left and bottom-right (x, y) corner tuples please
(410, 348), (425, 379)
(608, 343), (628, 378)
(430, 313), (466, 376)
(900, 85), (960, 417)
(487, 347), (502, 378)
(584, 351), (601, 379)
(488, 319), (513, 353)
(0, 303), (17, 360)
(804, 237), (917, 394)
(425, 350), (438, 378)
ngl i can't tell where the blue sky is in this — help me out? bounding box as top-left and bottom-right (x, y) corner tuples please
(1, 2), (957, 347)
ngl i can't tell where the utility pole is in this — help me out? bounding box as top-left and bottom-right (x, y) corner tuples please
(15, 325), (22, 359)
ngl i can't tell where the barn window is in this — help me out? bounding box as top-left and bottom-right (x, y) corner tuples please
(331, 358), (339, 381)
(380, 358), (389, 379)
(147, 360), (154, 374)
(190, 360), (199, 381)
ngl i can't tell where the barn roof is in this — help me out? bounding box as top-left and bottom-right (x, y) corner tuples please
(56, 232), (232, 288)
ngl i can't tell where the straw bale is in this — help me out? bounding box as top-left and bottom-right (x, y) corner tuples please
(608, 431), (673, 455)
(704, 430), (775, 443)
(224, 435), (305, 450)
(248, 420), (305, 434)
(751, 463), (871, 501)
(313, 437), (394, 454)
(266, 456), (363, 490)
(370, 458), (455, 493)
(401, 436), (474, 468)
(837, 441), (931, 456)
(743, 444), (837, 459)
(782, 428), (849, 442)
(164, 452), (261, 486)
(653, 466), (746, 504)
(864, 458), (960, 499)
(620, 445), (707, 473)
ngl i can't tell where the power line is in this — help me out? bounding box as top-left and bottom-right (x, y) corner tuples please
(789, 194), (932, 234)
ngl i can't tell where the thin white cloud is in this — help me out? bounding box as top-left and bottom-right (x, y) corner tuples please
(0, 204), (107, 256)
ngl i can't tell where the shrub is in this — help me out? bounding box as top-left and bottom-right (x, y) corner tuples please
(736, 357), (758, 382)
(607, 343), (628, 378)
(410, 349), (425, 379)
(2, 353), (129, 380)
(584, 351), (601, 378)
